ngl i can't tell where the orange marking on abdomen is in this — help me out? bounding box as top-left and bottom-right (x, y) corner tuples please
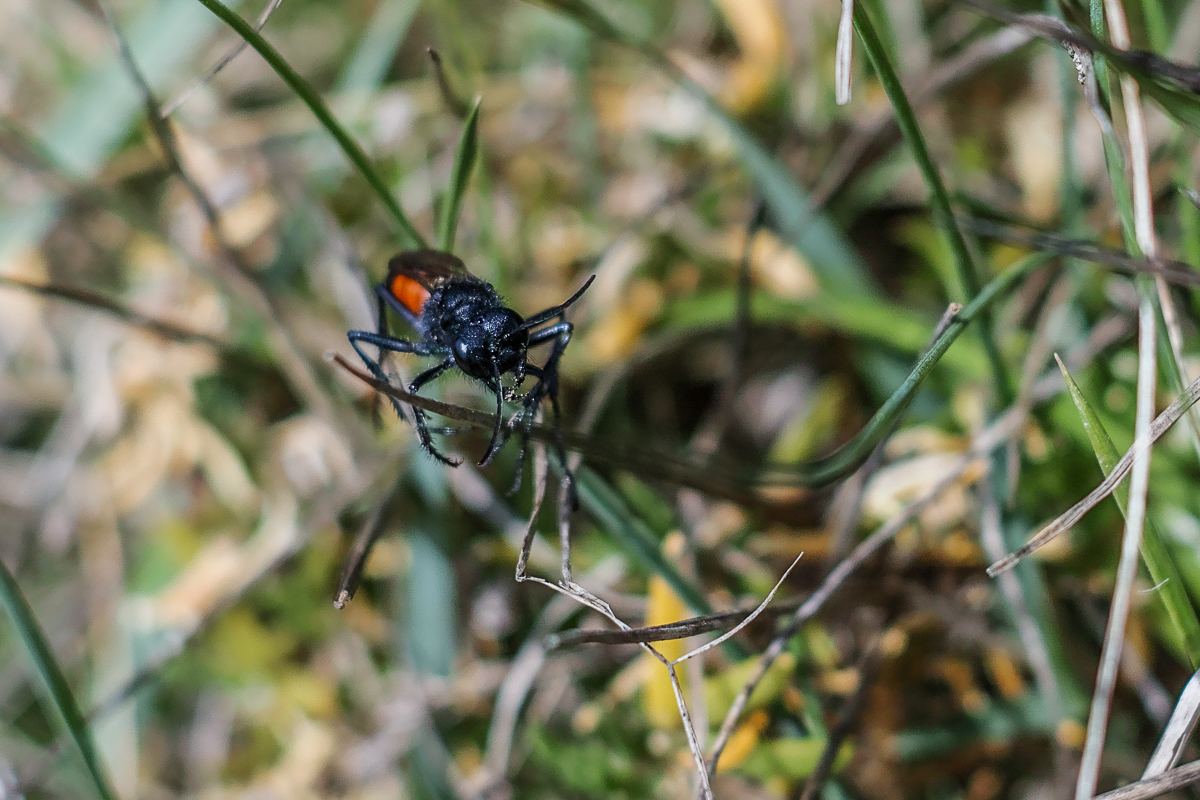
(389, 274), (431, 316)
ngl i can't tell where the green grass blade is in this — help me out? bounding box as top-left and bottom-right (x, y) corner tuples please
(190, 0), (426, 249)
(405, 532), (458, 676)
(759, 252), (1049, 486)
(1057, 359), (1200, 666)
(525, 0), (876, 298)
(438, 98), (481, 252)
(0, 560), (117, 800)
(576, 467), (712, 616)
(1141, 0), (1169, 53)
(852, 2), (1011, 403)
(1086, 8), (1200, 469)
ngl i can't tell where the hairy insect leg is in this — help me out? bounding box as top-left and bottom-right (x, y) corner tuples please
(510, 354), (576, 507)
(408, 357), (461, 466)
(348, 330), (432, 422)
(538, 324), (579, 508)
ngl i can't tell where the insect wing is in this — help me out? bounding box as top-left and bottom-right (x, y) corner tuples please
(386, 249), (469, 291)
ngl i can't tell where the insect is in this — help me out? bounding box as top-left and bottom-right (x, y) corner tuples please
(348, 249), (593, 483)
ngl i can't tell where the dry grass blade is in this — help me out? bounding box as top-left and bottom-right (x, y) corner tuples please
(1143, 668), (1200, 778)
(1092, 759), (1200, 800)
(160, 0), (286, 116)
(987, 372), (1200, 576)
(834, 0), (854, 105)
(672, 553), (802, 665)
(1076, 149), (1158, 800)
(0, 274), (230, 349)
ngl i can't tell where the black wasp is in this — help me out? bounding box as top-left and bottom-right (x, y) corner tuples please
(348, 249), (593, 482)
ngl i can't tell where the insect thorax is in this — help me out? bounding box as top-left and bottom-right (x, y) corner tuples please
(423, 278), (528, 380)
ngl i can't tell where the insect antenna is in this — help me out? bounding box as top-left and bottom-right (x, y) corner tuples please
(504, 275), (595, 338)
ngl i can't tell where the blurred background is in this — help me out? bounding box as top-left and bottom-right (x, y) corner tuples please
(5, 0), (1200, 797)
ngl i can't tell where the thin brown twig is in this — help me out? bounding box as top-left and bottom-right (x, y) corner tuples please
(798, 637), (882, 800)
(333, 475), (405, 608)
(961, 217), (1200, 288)
(545, 600), (804, 648)
(427, 48), (470, 118)
(959, 0), (1200, 92)
(0, 274), (231, 350)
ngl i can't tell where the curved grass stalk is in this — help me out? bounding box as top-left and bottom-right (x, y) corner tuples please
(439, 98), (481, 252)
(852, 2), (1011, 403)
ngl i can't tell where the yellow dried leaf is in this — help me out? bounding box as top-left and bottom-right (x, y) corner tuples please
(716, 710), (769, 772)
(985, 648), (1026, 701)
(714, 0), (788, 113)
(743, 228), (818, 301)
(641, 572), (691, 729)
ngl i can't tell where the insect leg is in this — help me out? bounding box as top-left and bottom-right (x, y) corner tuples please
(347, 330), (433, 422)
(530, 321), (577, 506)
(408, 357), (461, 466)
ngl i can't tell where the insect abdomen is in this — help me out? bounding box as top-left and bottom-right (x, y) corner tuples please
(389, 274), (431, 316)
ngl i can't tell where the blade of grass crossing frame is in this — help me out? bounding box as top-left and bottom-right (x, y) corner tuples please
(0, 560), (118, 800)
(439, 98), (481, 252)
(189, 0), (426, 249)
(851, 2), (1012, 403)
(1057, 359), (1200, 667)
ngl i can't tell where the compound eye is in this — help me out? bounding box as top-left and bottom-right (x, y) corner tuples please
(453, 338), (473, 363)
